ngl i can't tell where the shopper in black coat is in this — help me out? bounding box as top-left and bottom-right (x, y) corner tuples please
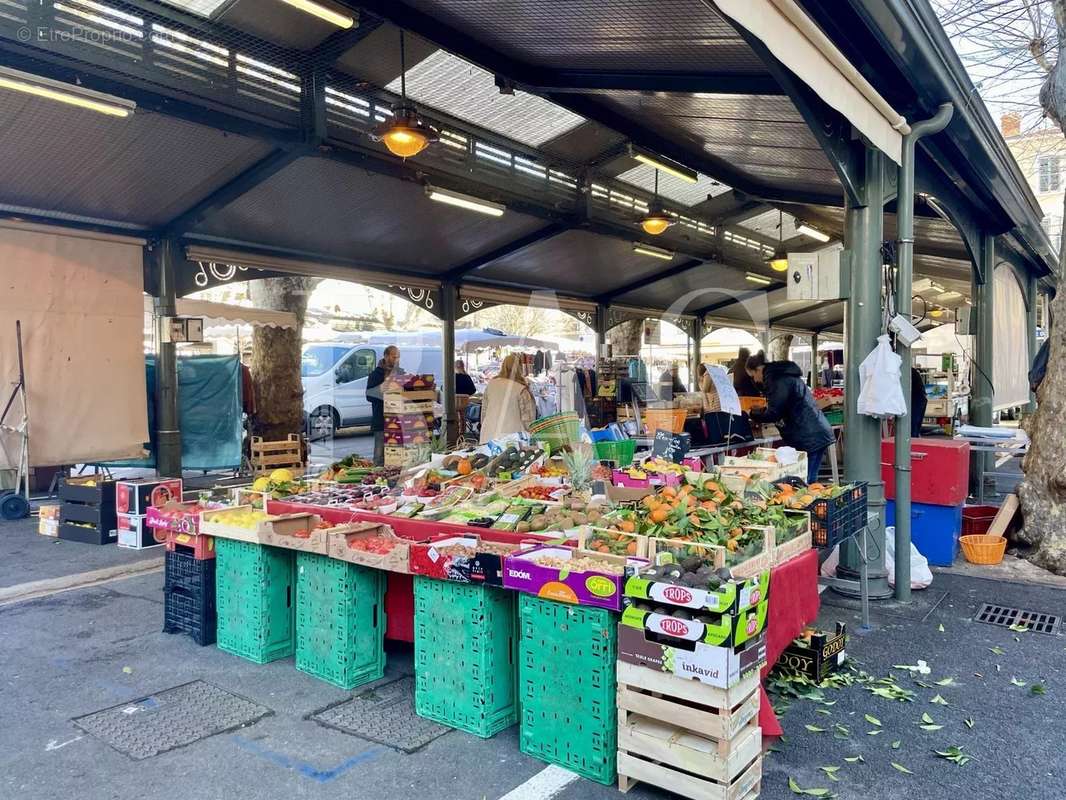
(746, 353), (834, 483)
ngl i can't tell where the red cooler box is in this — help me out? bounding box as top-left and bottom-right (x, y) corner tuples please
(881, 438), (970, 507)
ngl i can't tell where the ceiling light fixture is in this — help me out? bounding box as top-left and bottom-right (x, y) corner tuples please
(0, 66), (135, 117)
(930, 306), (944, 318)
(373, 31), (437, 158)
(426, 185), (505, 217)
(767, 209), (789, 272)
(746, 272), (772, 286)
(280, 0), (354, 28)
(633, 243), (674, 260)
(629, 145), (699, 184)
(795, 221), (831, 243)
(639, 170), (674, 235)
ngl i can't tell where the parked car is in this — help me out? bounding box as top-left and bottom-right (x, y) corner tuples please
(302, 342), (443, 439)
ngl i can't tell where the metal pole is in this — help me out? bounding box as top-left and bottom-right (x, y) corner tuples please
(595, 303), (609, 360)
(837, 146), (892, 599)
(970, 235), (995, 495)
(153, 240), (182, 478)
(809, 332), (819, 389)
(1025, 275), (1038, 413)
(441, 282), (458, 446)
(693, 315), (703, 386)
(894, 103), (953, 602)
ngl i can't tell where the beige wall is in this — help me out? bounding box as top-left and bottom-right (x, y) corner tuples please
(1004, 125), (1065, 246)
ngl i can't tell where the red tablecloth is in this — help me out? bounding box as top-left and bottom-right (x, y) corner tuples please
(268, 499), (819, 735)
(758, 548), (820, 737)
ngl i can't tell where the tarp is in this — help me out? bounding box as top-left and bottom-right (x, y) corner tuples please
(0, 224), (147, 467)
(142, 296), (298, 329)
(993, 265), (1030, 410)
(105, 355), (243, 471)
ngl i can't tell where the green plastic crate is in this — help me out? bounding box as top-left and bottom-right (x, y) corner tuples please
(413, 577), (517, 738)
(215, 539), (294, 664)
(517, 595), (617, 785)
(295, 552), (386, 690)
(592, 439), (635, 467)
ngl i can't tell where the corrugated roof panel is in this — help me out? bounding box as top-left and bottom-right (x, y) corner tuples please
(386, 49), (585, 147)
(615, 164), (731, 207)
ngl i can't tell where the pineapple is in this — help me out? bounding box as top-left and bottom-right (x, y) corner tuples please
(563, 443), (596, 492)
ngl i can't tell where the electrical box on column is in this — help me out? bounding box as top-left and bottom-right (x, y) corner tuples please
(786, 250), (847, 301)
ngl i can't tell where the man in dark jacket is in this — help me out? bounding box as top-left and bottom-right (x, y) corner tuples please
(732, 347), (760, 397)
(745, 353), (834, 483)
(366, 345), (400, 466)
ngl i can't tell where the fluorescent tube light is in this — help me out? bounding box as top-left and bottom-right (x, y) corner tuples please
(745, 272), (772, 286)
(280, 0), (354, 28)
(629, 146), (698, 184)
(0, 66), (135, 117)
(632, 243), (674, 260)
(795, 221), (831, 243)
(426, 186), (505, 217)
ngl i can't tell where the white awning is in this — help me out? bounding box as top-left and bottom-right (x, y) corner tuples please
(714, 0), (907, 164)
(143, 297), (298, 328)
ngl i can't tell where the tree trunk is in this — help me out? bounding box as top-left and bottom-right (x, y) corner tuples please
(248, 277), (319, 441)
(1018, 19), (1066, 575)
(770, 334), (794, 362)
(607, 318), (643, 355)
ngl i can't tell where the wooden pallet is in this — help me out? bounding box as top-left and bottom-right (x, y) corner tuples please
(250, 435), (304, 476)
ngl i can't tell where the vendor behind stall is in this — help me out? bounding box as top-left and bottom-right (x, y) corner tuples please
(479, 353), (536, 444)
(745, 352), (833, 482)
(366, 345), (400, 466)
(732, 347), (761, 397)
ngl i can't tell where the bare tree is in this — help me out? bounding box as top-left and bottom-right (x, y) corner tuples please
(941, 0), (1066, 573)
(607, 319), (644, 356)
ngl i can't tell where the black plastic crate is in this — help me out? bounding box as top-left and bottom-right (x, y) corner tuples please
(58, 522), (116, 546)
(163, 586), (216, 646)
(59, 477), (116, 507)
(806, 482), (868, 548)
(164, 549), (216, 594)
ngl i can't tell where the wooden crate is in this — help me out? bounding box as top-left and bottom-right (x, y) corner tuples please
(250, 435), (304, 476)
(618, 749), (761, 800)
(616, 662), (760, 744)
(772, 510), (813, 566)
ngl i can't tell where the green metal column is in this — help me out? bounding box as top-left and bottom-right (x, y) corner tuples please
(1025, 275), (1038, 413)
(970, 235), (995, 493)
(692, 316), (703, 389)
(837, 147), (891, 599)
(152, 239), (182, 477)
(441, 281), (458, 446)
(809, 332), (819, 389)
(595, 303), (609, 360)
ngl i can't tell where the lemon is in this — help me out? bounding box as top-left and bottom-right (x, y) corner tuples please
(269, 468), (294, 484)
(252, 477), (271, 492)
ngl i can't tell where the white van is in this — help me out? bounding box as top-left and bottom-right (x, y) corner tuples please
(302, 342), (443, 438)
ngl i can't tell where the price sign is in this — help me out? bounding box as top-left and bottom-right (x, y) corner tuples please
(652, 429), (690, 463)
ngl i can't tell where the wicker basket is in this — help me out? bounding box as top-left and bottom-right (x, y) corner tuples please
(528, 412), (581, 450)
(643, 408), (686, 434)
(959, 534), (1007, 565)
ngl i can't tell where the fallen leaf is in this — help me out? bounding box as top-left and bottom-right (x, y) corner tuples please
(1030, 683), (1047, 696)
(964, 718), (975, 729)
(930, 694), (949, 705)
(891, 762), (914, 775)
(788, 777), (833, 796)
(1009, 677), (1027, 688)
(893, 661), (931, 675)
(805, 724), (827, 733)
(921, 712), (935, 724)
(919, 724), (944, 731)
(892, 740), (901, 749)
(974, 672), (983, 678)
(864, 714), (882, 727)
(989, 646), (1005, 655)
(934, 677), (958, 686)
(820, 766), (841, 782)
(816, 708), (832, 715)
(1008, 623), (1029, 632)
(867, 729), (883, 736)
(122, 667), (132, 674)
(844, 755), (865, 763)
(935, 746), (973, 766)
(938, 623), (945, 632)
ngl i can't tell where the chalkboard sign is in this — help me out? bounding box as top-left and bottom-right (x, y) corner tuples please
(652, 429), (691, 463)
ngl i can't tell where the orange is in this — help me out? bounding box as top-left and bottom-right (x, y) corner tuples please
(660, 486), (677, 500)
(620, 519), (637, 533)
(649, 506), (670, 524)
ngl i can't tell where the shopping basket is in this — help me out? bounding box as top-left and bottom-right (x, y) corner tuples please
(529, 412), (581, 451)
(643, 408), (686, 434)
(592, 439), (635, 467)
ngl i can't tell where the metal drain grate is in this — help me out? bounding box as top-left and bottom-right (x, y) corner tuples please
(975, 603), (1061, 635)
(73, 681), (272, 759)
(309, 676), (450, 753)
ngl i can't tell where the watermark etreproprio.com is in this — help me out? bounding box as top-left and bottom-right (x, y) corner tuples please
(17, 26), (145, 45)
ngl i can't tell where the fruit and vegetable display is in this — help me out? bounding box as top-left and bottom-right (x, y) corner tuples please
(343, 532), (403, 554)
(583, 528), (642, 556)
(516, 484), (560, 501)
(528, 552), (626, 575)
(513, 498), (605, 533)
(440, 453), (490, 474)
(319, 456), (400, 485)
(760, 479), (850, 509)
(486, 445), (544, 477)
(530, 461), (568, 478)
(202, 507), (270, 530)
(641, 458), (687, 475)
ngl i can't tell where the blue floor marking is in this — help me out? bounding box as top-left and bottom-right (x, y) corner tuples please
(232, 735), (384, 783)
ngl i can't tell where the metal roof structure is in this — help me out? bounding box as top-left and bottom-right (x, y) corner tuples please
(0, 0), (1056, 336)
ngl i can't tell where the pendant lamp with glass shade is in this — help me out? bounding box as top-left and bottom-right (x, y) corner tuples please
(639, 170), (674, 236)
(767, 209), (789, 272)
(373, 31), (438, 158)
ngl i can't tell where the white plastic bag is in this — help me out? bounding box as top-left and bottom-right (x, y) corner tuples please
(885, 526), (933, 590)
(857, 334), (907, 418)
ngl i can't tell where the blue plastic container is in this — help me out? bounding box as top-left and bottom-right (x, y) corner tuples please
(886, 500), (962, 567)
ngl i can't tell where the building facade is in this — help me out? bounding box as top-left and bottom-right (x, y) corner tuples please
(1002, 113), (1066, 255)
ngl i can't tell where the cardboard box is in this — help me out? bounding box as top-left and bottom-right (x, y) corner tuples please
(38, 517), (59, 538)
(255, 512), (326, 554)
(117, 513), (163, 549)
(38, 504), (61, 521)
(502, 544), (648, 610)
(623, 568), (770, 616)
(147, 502), (210, 535)
(409, 534), (522, 586)
(621, 601), (768, 650)
(617, 623), (766, 689)
(327, 523), (410, 573)
(780, 623), (847, 684)
(115, 478), (183, 516)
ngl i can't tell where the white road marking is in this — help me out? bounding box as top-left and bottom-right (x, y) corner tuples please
(0, 559), (163, 606)
(497, 765), (581, 800)
(45, 736), (82, 752)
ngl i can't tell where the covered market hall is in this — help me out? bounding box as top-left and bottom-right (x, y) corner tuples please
(0, 0), (1059, 798)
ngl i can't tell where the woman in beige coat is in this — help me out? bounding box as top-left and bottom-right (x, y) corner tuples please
(479, 353), (537, 444)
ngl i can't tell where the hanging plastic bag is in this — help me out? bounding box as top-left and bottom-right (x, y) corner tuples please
(885, 527), (934, 590)
(857, 334), (907, 418)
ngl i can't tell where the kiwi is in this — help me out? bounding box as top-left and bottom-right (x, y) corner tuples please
(716, 567), (734, 582)
(681, 556), (703, 573)
(515, 521), (531, 533)
(571, 512), (588, 525)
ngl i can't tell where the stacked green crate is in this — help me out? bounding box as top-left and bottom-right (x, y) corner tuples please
(215, 538), (294, 664)
(413, 577), (516, 738)
(295, 552), (385, 689)
(517, 596), (617, 785)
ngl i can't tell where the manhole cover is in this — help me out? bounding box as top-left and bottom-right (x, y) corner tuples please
(309, 676), (449, 753)
(73, 681), (272, 759)
(975, 603), (1060, 635)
